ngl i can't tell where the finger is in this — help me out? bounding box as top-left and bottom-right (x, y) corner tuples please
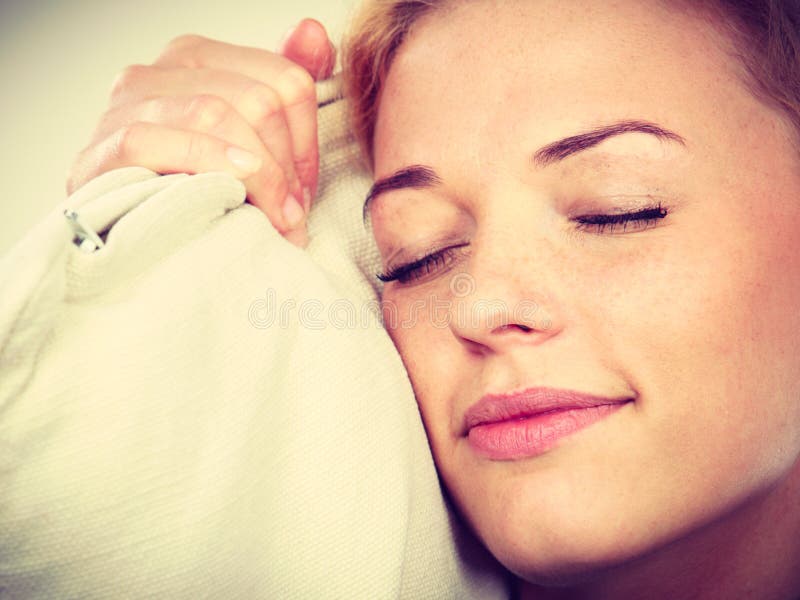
(156, 36), (320, 203)
(94, 94), (263, 159)
(278, 18), (337, 81)
(72, 122), (306, 236)
(109, 65), (302, 199)
(283, 224), (309, 249)
(70, 121), (259, 193)
(93, 93), (302, 208)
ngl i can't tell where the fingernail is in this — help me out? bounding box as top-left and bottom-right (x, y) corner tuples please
(282, 194), (305, 229)
(285, 225), (309, 249)
(226, 147), (261, 174)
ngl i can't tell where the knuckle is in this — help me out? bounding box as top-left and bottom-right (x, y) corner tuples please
(113, 122), (146, 161)
(110, 64), (149, 101)
(255, 160), (289, 198)
(185, 94), (230, 131)
(275, 64), (315, 107)
(239, 84), (282, 126)
(159, 34), (207, 66)
(169, 33), (205, 49)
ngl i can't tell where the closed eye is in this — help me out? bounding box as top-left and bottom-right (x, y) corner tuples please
(574, 204), (668, 234)
(377, 243), (470, 285)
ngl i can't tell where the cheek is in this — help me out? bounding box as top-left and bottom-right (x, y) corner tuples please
(382, 290), (464, 449)
(589, 206), (800, 491)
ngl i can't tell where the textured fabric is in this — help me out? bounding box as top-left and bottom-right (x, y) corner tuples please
(0, 78), (509, 598)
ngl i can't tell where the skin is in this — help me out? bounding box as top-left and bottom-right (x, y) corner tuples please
(69, 19), (337, 248)
(369, 0), (800, 597)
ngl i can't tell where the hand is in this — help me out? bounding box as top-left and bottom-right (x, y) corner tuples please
(68, 19), (337, 247)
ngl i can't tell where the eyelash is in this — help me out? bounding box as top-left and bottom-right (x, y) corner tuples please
(377, 243), (470, 284)
(573, 203), (668, 234)
(376, 204), (668, 284)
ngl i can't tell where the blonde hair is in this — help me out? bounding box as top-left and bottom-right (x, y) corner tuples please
(341, 0), (447, 168)
(342, 0), (800, 168)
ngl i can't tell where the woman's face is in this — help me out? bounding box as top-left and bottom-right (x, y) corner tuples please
(368, 0), (800, 584)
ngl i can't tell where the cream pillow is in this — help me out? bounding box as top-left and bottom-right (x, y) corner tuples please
(0, 78), (509, 598)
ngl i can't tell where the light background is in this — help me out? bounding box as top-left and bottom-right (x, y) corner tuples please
(0, 0), (360, 254)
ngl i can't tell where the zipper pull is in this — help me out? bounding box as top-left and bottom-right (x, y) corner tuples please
(64, 209), (105, 253)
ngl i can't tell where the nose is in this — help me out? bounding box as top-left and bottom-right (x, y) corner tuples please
(446, 250), (564, 354)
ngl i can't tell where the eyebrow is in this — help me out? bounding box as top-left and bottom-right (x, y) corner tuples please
(363, 165), (442, 221)
(363, 119), (685, 218)
(532, 119), (686, 167)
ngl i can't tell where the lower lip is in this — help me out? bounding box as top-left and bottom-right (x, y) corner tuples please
(467, 403), (628, 460)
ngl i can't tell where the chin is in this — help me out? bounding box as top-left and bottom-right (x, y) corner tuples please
(484, 513), (656, 587)
(448, 450), (658, 582)
(477, 465), (790, 590)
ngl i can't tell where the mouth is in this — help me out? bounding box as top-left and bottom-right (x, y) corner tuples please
(463, 387), (633, 460)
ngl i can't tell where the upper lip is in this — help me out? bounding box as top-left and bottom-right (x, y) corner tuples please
(462, 387), (632, 435)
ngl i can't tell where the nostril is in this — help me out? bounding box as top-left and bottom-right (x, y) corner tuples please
(497, 324), (532, 333)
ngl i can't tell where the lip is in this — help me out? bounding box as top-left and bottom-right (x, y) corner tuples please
(463, 387), (633, 460)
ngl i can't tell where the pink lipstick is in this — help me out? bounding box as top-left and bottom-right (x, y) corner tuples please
(464, 387), (632, 460)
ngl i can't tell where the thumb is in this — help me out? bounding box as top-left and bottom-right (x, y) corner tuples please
(278, 18), (336, 81)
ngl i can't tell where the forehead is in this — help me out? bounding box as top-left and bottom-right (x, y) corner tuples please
(372, 0), (749, 175)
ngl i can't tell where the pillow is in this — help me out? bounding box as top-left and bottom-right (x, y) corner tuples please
(0, 78), (509, 598)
